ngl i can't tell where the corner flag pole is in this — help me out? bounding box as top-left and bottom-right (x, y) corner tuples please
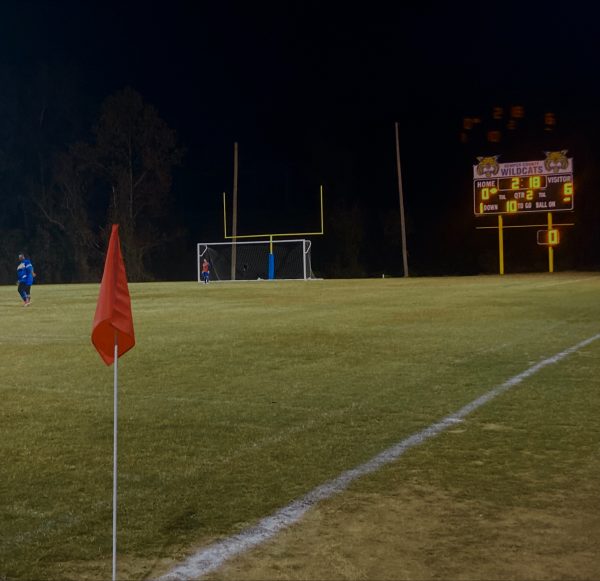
(112, 334), (118, 581)
(91, 224), (136, 581)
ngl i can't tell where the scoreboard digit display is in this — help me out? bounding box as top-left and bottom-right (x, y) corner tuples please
(473, 152), (574, 216)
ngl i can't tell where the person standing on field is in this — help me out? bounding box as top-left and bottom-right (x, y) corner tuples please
(201, 258), (210, 284)
(17, 252), (36, 306)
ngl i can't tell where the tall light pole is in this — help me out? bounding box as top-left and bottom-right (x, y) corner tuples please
(395, 122), (409, 277)
(231, 142), (239, 280)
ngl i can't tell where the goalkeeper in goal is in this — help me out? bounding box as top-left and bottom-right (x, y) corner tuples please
(201, 258), (210, 284)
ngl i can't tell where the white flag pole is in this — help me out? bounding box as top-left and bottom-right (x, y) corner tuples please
(113, 333), (118, 581)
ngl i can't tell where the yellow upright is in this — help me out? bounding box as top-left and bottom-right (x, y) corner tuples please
(498, 215), (504, 275)
(548, 212), (554, 273)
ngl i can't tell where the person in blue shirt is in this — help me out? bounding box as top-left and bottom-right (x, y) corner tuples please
(17, 252), (36, 306)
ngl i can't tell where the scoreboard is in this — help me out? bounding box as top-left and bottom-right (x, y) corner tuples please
(473, 154), (574, 216)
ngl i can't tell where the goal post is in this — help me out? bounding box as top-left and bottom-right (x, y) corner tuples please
(221, 185), (324, 281)
(197, 239), (314, 282)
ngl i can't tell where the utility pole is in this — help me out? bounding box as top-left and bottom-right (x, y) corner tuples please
(231, 142), (239, 280)
(395, 122), (409, 277)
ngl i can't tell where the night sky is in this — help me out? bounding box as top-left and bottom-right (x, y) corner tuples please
(2, 1), (599, 278)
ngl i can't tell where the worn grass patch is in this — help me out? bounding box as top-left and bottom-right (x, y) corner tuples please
(204, 339), (600, 580)
(1, 273), (599, 580)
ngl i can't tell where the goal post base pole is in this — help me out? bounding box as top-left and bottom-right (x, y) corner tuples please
(268, 254), (275, 280)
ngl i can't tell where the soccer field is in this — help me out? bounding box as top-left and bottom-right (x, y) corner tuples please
(1, 274), (600, 580)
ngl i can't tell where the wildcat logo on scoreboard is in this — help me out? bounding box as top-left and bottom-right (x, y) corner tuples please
(544, 150), (569, 173)
(475, 155), (500, 177)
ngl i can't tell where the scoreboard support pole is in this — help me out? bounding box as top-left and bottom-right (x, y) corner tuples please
(547, 212), (554, 273)
(477, 220), (574, 275)
(498, 215), (504, 275)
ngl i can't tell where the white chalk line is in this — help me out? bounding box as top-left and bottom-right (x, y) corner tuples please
(157, 332), (600, 581)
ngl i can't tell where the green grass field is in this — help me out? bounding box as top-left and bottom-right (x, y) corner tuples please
(1, 274), (599, 580)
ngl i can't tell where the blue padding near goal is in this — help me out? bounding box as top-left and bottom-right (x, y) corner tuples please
(268, 253), (275, 279)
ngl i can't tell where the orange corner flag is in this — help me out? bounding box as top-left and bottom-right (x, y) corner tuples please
(91, 225), (136, 365)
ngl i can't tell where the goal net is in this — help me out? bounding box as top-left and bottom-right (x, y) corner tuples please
(197, 239), (315, 282)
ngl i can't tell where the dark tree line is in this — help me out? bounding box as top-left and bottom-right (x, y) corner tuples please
(0, 66), (183, 284)
(4, 66), (597, 284)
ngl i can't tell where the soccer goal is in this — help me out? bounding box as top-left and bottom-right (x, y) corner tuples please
(197, 239), (315, 282)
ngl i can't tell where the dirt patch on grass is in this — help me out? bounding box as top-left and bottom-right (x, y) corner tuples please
(202, 484), (600, 580)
